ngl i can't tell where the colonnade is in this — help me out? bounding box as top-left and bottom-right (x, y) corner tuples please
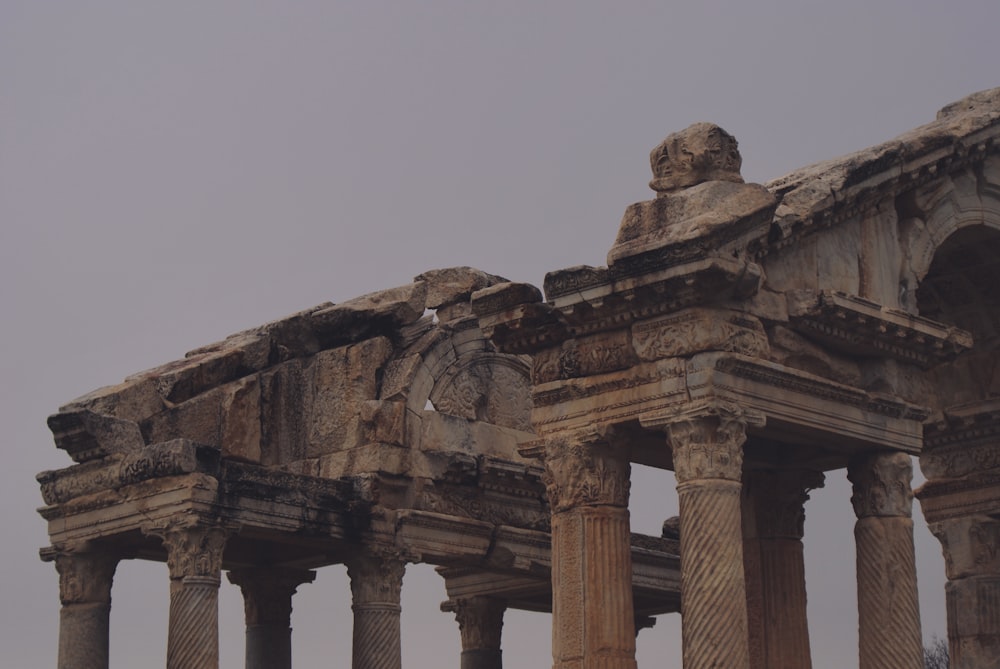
(50, 535), (509, 669)
(536, 415), (924, 669)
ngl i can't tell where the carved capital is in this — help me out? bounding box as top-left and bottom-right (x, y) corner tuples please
(146, 522), (231, 581)
(667, 412), (749, 483)
(227, 568), (316, 626)
(347, 552), (406, 606)
(744, 469), (825, 539)
(445, 596), (506, 650)
(540, 434), (631, 513)
(930, 515), (1000, 580)
(848, 452), (914, 519)
(649, 122), (743, 194)
(54, 549), (118, 606)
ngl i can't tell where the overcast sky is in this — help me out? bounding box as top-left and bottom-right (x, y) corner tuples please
(2, 2), (997, 667)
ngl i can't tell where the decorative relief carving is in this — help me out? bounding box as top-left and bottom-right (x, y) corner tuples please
(848, 452), (914, 519)
(632, 309), (767, 362)
(146, 522), (231, 581)
(532, 331), (637, 382)
(419, 483), (549, 531)
(54, 549), (118, 605)
(540, 436), (631, 513)
(745, 470), (825, 539)
(347, 552), (406, 605)
(648, 122), (744, 194)
(971, 519), (1000, 570)
(432, 359), (532, 432)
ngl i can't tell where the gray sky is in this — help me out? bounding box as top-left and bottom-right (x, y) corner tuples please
(2, 1), (997, 666)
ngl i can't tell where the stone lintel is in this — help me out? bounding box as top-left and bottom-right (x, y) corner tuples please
(788, 289), (973, 367)
(531, 352), (926, 456)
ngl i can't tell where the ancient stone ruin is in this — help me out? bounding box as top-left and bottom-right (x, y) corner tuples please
(39, 88), (1000, 669)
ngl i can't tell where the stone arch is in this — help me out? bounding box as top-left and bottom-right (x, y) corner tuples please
(907, 155), (1000, 284)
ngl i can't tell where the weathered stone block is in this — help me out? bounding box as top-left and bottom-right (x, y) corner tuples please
(415, 267), (508, 309)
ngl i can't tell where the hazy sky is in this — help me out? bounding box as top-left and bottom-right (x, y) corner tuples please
(2, 2), (997, 667)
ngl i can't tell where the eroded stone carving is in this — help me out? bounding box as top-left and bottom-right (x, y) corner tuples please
(538, 436), (631, 513)
(648, 122), (744, 195)
(849, 452), (914, 519)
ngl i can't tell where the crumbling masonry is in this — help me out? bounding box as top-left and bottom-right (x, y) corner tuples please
(39, 88), (1000, 668)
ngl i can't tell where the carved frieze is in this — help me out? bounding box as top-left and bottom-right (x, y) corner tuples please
(538, 435), (631, 513)
(848, 452), (914, 519)
(631, 308), (768, 362)
(432, 358), (532, 432)
(532, 330), (638, 383)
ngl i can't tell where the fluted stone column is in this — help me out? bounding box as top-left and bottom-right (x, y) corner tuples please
(443, 596), (506, 669)
(666, 412), (752, 669)
(227, 568), (315, 669)
(347, 553), (406, 669)
(539, 434), (635, 669)
(152, 523), (230, 669)
(54, 549), (119, 669)
(742, 469), (824, 669)
(848, 452), (923, 669)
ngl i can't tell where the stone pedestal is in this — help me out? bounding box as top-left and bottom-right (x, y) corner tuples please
(541, 435), (636, 669)
(152, 524), (230, 669)
(742, 469), (824, 669)
(667, 413), (751, 669)
(347, 553), (406, 669)
(54, 549), (118, 669)
(444, 596), (506, 669)
(227, 567), (316, 669)
(848, 452), (923, 669)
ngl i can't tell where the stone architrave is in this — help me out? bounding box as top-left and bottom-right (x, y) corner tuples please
(148, 522), (231, 669)
(540, 433), (636, 669)
(227, 568), (316, 669)
(848, 452), (923, 669)
(53, 548), (119, 669)
(445, 596), (506, 669)
(346, 553), (406, 669)
(666, 408), (755, 669)
(742, 469), (824, 669)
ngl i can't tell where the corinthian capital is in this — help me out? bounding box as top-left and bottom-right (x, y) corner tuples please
(145, 522), (232, 581)
(667, 410), (751, 483)
(54, 548), (118, 605)
(848, 451), (914, 519)
(540, 433), (631, 513)
(347, 552), (406, 606)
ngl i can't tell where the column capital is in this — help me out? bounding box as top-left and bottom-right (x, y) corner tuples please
(53, 547), (118, 606)
(666, 406), (758, 483)
(346, 551), (406, 607)
(745, 469), (825, 540)
(227, 567), (316, 626)
(848, 451), (914, 519)
(443, 596), (506, 650)
(144, 521), (233, 581)
(535, 432), (631, 513)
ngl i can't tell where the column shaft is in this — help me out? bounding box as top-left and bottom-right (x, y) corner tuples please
(849, 452), (923, 669)
(348, 554), (405, 669)
(446, 596), (506, 669)
(54, 551), (118, 669)
(153, 523), (230, 669)
(228, 567), (315, 669)
(542, 435), (636, 669)
(742, 469), (823, 669)
(668, 412), (753, 669)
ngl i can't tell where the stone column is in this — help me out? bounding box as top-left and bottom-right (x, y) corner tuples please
(848, 452), (923, 669)
(666, 412), (752, 669)
(541, 434), (636, 669)
(227, 567), (316, 669)
(53, 548), (119, 669)
(347, 552), (406, 669)
(152, 523), (230, 669)
(742, 469), (824, 669)
(443, 596), (506, 669)
(927, 516), (1000, 669)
